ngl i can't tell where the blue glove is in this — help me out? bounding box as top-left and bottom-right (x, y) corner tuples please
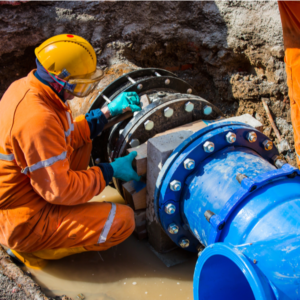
(111, 151), (141, 182)
(108, 92), (141, 117)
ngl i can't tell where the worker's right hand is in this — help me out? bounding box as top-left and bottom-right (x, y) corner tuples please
(110, 152), (141, 182)
(107, 92), (141, 117)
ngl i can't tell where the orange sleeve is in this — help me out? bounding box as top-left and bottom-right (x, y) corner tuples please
(11, 97), (106, 206)
(72, 114), (91, 150)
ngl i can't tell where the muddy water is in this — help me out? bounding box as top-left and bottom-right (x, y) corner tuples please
(29, 186), (197, 300)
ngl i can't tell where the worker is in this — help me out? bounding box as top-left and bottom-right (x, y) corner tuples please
(278, 2), (300, 168)
(0, 34), (141, 268)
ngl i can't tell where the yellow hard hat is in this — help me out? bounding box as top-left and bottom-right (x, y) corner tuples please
(35, 34), (104, 97)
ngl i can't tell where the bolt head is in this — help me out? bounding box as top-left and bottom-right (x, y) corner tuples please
(168, 223), (179, 234)
(164, 107), (174, 118)
(137, 84), (143, 90)
(165, 203), (176, 215)
(158, 91), (166, 97)
(170, 180), (181, 191)
(226, 132), (236, 144)
(185, 101), (194, 112)
(187, 88), (192, 94)
(203, 105), (212, 115)
(129, 139), (140, 148)
(203, 141), (215, 153)
(263, 139), (273, 151)
(165, 79), (170, 85)
(184, 158), (195, 170)
(95, 158), (101, 164)
(179, 238), (190, 248)
(144, 120), (154, 131)
(247, 132), (257, 143)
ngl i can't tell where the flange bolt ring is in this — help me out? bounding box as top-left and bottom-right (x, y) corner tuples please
(165, 203), (176, 215)
(203, 141), (215, 153)
(168, 223), (179, 234)
(226, 132), (236, 144)
(170, 180), (181, 191)
(247, 131), (257, 143)
(179, 238), (190, 248)
(184, 158), (195, 170)
(263, 139), (273, 151)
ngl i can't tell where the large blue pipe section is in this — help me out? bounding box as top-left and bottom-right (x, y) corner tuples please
(154, 121), (300, 300)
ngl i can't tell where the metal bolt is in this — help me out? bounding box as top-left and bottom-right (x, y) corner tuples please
(144, 120), (154, 131)
(179, 239), (190, 248)
(226, 132), (236, 144)
(170, 180), (181, 191)
(253, 259), (257, 264)
(184, 158), (195, 170)
(165, 79), (170, 85)
(263, 140), (273, 151)
(164, 107), (174, 118)
(168, 223), (179, 234)
(185, 101), (194, 112)
(187, 88), (192, 94)
(137, 84), (143, 90)
(247, 132), (257, 143)
(203, 105), (212, 115)
(203, 141), (215, 153)
(133, 111), (139, 117)
(95, 158), (101, 164)
(164, 203), (176, 215)
(158, 91), (166, 97)
(129, 139), (140, 148)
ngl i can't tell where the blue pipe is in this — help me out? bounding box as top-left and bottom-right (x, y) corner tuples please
(154, 121), (300, 300)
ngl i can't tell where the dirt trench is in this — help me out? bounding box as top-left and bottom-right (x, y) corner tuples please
(0, 0), (295, 298)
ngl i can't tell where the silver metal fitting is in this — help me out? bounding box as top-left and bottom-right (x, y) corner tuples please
(129, 139), (140, 148)
(179, 239), (190, 248)
(95, 158), (101, 164)
(226, 132), (236, 144)
(247, 132), (257, 143)
(133, 111), (139, 117)
(187, 88), (192, 94)
(119, 129), (124, 136)
(185, 101), (194, 112)
(203, 141), (215, 153)
(170, 180), (181, 191)
(203, 105), (212, 115)
(164, 203), (176, 215)
(144, 120), (154, 131)
(158, 91), (166, 97)
(137, 84), (143, 90)
(164, 107), (174, 118)
(165, 79), (170, 85)
(184, 158), (195, 170)
(168, 223), (179, 234)
(263, 140), (273, 151)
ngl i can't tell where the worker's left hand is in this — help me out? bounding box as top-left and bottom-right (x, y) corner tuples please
(107, 92), (141, 117)
(110, 151), (141, 182)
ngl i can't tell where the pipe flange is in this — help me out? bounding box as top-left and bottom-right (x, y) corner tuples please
(154, 121), (279, 252)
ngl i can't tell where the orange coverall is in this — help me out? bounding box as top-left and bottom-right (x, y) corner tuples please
(279, 1), (300, 167)
(0, 70), (134, 254)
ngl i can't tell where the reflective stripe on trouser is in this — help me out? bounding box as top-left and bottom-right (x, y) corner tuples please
(21, 151), (67, 175)
(0, 152), (15, 161)
(98, 203), (117, 244)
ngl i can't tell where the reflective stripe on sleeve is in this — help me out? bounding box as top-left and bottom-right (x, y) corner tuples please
(21, 151), (67, 175)
(0, 152), (15, 161)
(98, 203), (117, 244)
(65, 111), (74, 138)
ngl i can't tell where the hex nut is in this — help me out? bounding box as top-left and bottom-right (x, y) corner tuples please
(164, 203), (176, 215)
(95, 158), (101, 165)
(165, 79), (170, 85)
(226, 132), (236, 144)
(185, 101), (194, 112)
(187, 88), (192, 94)
(168, 223), (179, 234)
(158, 91), (166, 97)
(179, 238), (190, 248)
(170, 180), (181, 191)
(164, 107), (174, 118)
(184, 158), (195, 170)
(203, 141), (215, 153)
(129, 139), (140, 148)
(144, 120), (154, 131)
(137, 84), (143, 90)
(203, 105), (212, 115)
(247, 132), (257, 143)
(263, 139), (273, 151)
